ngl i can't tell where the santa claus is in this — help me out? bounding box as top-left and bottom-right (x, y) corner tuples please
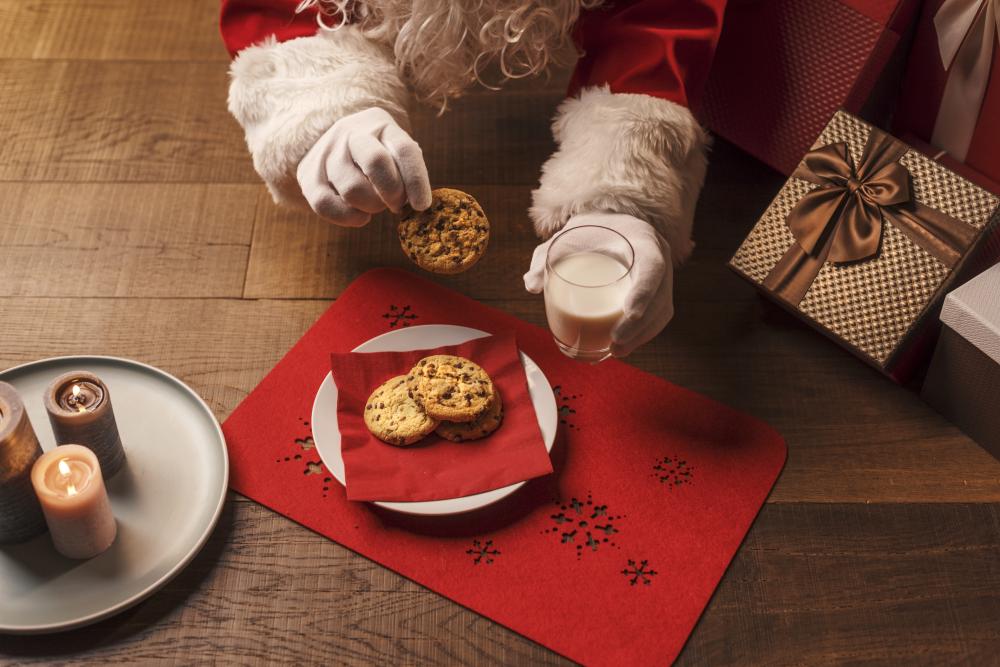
(221, 0), (726, 356)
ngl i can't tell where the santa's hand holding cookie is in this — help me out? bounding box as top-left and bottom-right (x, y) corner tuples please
(222, 0), (725, 355)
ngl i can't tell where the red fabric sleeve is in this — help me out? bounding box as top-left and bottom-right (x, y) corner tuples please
(569, 0), (727, 112)
(220, 0), (322, 58)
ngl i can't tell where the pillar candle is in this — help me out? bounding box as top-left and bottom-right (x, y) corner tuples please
(31, 444), (116, 559)
(0, 382), (47, 544)
(44, 371), (125, 478)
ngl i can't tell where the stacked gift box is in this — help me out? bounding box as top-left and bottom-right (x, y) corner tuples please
(718, 0), (1000, 460)
(923, 263), (1000, 463)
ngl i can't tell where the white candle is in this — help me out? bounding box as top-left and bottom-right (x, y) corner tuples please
(30, 444), (116, 559)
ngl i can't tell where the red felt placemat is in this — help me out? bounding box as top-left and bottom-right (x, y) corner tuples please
(224, 268), (786, 666)
(331, 332), (552, 501)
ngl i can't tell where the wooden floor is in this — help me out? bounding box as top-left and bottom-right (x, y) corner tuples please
(1, 2), (999, 665)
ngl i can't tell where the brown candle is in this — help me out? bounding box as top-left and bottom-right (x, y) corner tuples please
(0, 381), (47, 544)
(44, 371), (126, 478)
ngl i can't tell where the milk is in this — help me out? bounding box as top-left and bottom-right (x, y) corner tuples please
(544, 251), (630, 358)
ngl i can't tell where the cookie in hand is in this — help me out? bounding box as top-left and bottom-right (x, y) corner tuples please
(398, 188), (489, 274)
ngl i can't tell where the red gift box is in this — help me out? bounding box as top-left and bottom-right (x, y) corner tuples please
(894, 0), (1000, 189)
(701, 0), (921, 175)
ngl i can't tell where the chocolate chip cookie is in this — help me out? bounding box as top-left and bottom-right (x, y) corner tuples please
(364, 375), (439, 446)
(406, 355), (495, 422)
(435, 389), (503, 442)
(398, 188), (490, 275)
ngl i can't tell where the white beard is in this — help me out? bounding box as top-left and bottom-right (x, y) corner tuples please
(297, 0), (600, 108)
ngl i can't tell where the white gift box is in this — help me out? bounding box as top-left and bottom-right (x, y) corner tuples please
(922, 262), (1000, 462)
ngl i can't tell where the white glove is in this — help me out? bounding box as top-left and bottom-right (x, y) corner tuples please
(296, 108), (433, 226)
(523, 213), (674, 357)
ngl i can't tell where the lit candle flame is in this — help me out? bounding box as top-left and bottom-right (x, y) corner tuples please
(71, 384), (86, 413)
(58, 458), (78, 496)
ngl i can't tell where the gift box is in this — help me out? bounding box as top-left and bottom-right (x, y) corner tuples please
(701, 0), (921, 175)
(922, 263), (1000, 462)
(729, 110), (1000, 379)
(894, 0), (1000, 188)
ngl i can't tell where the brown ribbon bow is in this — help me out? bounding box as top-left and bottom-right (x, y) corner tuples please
(762, 128), (977, 306)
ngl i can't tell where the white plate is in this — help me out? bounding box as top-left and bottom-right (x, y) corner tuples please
(0, 356), (228, 634)
(312, 325), (557, 515)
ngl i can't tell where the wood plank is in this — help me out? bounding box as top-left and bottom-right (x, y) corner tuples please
(0, 298), (328, 419)
(1, 296), (998, 504)
(682, 503), (1000, 665)
(243, 186), (542, 299)
(1, 502), (996, 664)
(0, 0), (228, 61)
(0, 183), (258, 297)
(0, 60), (566, 185)
(0, 61), (256, 183)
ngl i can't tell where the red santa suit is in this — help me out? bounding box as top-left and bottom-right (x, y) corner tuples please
(220, 0), (726, 355)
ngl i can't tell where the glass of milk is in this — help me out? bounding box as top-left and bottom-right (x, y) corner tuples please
(543, 225), (634, 363)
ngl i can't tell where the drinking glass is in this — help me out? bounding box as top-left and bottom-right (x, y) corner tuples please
(543, 225), (634, 363)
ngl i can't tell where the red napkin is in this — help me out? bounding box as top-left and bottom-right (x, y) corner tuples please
(331, 333), (552, 502)
(224, 268), (787, 666)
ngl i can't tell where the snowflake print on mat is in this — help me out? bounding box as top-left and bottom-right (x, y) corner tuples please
(552, 385), (581, 431)
(382, 304), (418, 328)
(541, 493), (624, 559)
(466, 539), (500, 564)
(651, 455), (694, 490)
(275, 417), (334, 498)
(622, 559), (658, 586)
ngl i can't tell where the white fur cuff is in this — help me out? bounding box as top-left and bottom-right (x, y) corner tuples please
(228, 27), (409, 206)
(530, 86), (709, 264)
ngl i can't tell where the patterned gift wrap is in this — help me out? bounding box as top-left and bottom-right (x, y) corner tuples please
(729, 111), (1000, 372)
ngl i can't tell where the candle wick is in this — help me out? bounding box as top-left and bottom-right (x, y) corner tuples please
(66, 482), (78, 497)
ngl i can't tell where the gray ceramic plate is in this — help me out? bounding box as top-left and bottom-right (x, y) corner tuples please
(0, 356), (228, 634)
